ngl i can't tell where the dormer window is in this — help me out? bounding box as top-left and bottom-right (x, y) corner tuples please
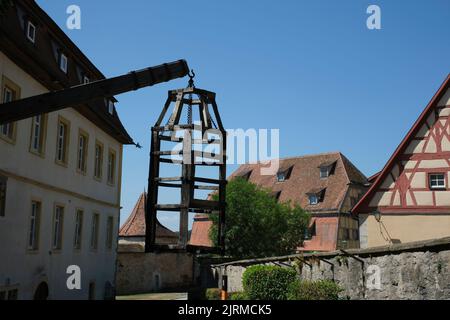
(238, 170), (252, 181)
(26, 21), (36, 43)
(277, 166), (293, 182)
(59, 53), (68, 73)
(272, 191), (282, 202)
(306, 188), (326, 205)
(319, 161), (337, 179)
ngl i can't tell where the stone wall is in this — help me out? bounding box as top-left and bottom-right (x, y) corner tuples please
(116, 243), (194, 296)
(211, 237), (450, 300)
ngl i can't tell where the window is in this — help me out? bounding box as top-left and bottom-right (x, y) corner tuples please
(0, 175), (6, 217)
(0, 289), (18, 300)
(90, 213), (99, 250)
(56, 117), (70, 165)
(106, 216), (114, 250)
(74, 210), (83, 250)
(429, 173), (445, 189)
(0, 78), (19, 143)
(108, 100), (114, 115)
(309, 194), (319, 205)
(320, 167), (329, 179)
(304, 222), (316, 240)
(319, 161), (337, 179)
(52, 206), (64, 250)
(26, 21), (36, 43)
(277, 172), (286, 182)
(107, 150), (116, 185)
(83, 76), (90, 84)
(30, 115), (47, 155)
(88, 282), (96, 300)
(28, 201), (41, 251)
(307, 188), (326, 205)
(59, 53), (68, 73)
(77, 131), (89, 173)
(277, 167), (293, 182)
(94, 142), (103, 180)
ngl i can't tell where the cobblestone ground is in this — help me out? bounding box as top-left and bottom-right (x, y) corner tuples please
(116, 292), (188, 300)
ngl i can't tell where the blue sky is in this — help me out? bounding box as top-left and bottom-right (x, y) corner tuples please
(37, 0), (450, 231)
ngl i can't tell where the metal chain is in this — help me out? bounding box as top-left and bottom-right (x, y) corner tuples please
(186, 70), (195, 125)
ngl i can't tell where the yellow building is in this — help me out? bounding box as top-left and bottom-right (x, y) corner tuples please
(353, 74), (450, 248)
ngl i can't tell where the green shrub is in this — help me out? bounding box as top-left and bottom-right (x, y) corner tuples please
(287, 280), (343, 300)
(242, 265), (297, 300)
(205, 288), (221, 300)
(228, 292), (248, 300)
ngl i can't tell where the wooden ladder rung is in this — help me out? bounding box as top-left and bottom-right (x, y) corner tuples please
(155, 204), (188, 211)
(155, 177), (182, 182)
(153, 150), (183, 156)
(191, 199), (221, 209)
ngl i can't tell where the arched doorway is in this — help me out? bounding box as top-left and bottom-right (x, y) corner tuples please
(34, 282), (49, 301)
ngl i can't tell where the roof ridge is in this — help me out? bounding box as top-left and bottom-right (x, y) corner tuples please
(235, 152), (343, 169)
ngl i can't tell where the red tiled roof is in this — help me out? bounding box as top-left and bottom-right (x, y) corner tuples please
(189, 214), (213, 247)
(190, 152), (367, 250)
(119, 193), (178, 243)
(229, 152), (367, 213)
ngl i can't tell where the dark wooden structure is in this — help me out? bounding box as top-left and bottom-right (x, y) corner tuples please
(145, 81), (227, 253)
(0, 60), (189, 125)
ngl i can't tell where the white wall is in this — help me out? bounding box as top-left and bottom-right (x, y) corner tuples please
(0, 52), (123, 300)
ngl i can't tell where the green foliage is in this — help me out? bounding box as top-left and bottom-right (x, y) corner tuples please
(242, 265), (297, 300)
(204, 288), (221, 300)
(209, 178), (310, 259)
(228, 292), (248, 300)
(287, 280), (343, 300)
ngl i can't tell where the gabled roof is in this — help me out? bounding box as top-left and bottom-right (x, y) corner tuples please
(352, 74), (450, 214)
(119, 193), (178, 242)
(229, 152), (368, 214)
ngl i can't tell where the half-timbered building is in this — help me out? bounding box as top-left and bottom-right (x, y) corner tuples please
(352, 75), (450, 248)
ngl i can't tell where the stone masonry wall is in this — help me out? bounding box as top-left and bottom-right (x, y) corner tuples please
(116, 245), (194, 296)
(211, 237), (450, 300)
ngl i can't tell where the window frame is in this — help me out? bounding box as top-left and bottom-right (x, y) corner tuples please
(0, 175), (7, 218)
(429, 173), (446, 190)
(106, 216), (114, 250)
(94, 141), (104, 181)
(107, 149), (116, 186)
(0, 76), (20, 144)
(26, 21), (36, 43)
(27, 200), (41, 252)
(308, 194), (319, 205)
(55, 116), (71, 166)
(77, 129), (89, 174)
(59, 52), (68, 74)
(74, 209), (84, 251)
(90, 213), (100, 251)
(29, 114), (48, 157)
(52, 204), (65, 251)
